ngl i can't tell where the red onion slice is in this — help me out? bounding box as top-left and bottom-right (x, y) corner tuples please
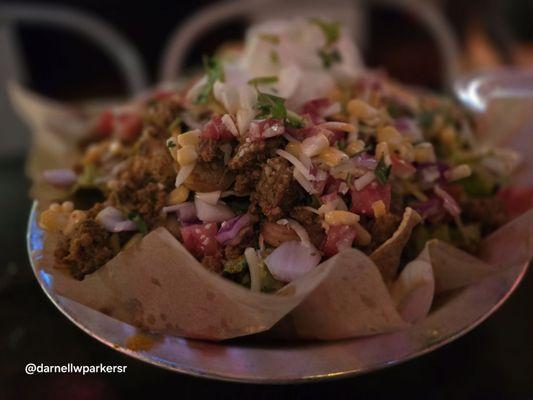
(434, 185), (461, 217)
(43, 169), (77, 187)
(216, 214), (251, 244)
(265, 240), (321, 282)
(96, 206), (138, 232)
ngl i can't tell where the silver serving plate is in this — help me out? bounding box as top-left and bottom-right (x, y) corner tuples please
(27, 203), (529, 382)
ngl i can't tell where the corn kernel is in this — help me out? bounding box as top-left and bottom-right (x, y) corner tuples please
(38, 208), (69, 233)
(375, 142), (391, 165)
(318, 147), (348, 167)
(109, 140), (122, 155)
(177, 129), (201, 147)
(347, 122), (359, 143)
(377, 126), (402, 146)
(168, 185), (190, 204)
(347, 99), (378, 124)
(285, 141), (302, 158)
(324, 210), (360, 226)
(301, 133), (330, 157)
(398, 141), (415, 162)
(414, 142), (437, 163)
(345, 140), (365, 156)
(177, 145), (198, 165)
(444, 164), (472, 182)
(63, 210), (87, 235)
(61, 201), (74, 212)
(439, 126), (457, 146)
(372, 200), (386, 218)
(82, 143), (104, 165)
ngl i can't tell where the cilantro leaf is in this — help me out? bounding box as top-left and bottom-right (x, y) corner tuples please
(256, 91), (287, 120)
(318, 48), (342, 69)
(311, 18), (340, 46)
(166, 138), (176, 149)
(128, 211), (148, 235)
(223, 256), (248, 274)
(375, 155), (392, 184)
(248, 76), (278, 86)
(194, 56), (224, 105)
(286, 110), (304, 128)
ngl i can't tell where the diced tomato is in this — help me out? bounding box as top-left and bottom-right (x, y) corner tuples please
(180, 223), (220, 258)
(115, 112), (143, 141)
(390, 154), (416, 179)
(350, 182), (391, 216)
(96, 110), (114, 137)
(301, 98), (331, 124)
(202, 115), (234, 140)
(497, 186), (533, 218)
(321, 225), (357, 257)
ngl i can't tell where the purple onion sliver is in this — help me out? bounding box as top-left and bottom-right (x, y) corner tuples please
(394, 117), (412, 132)
(411, 197), (442, 219)
(113, 220), (139, 232)
(352, 153), (378, 170)
(176, 202), (198, 223)
(215, 214), (251, 244)
(43, 169), (77, 187)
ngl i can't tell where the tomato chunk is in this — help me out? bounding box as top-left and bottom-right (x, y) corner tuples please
(301, 98), (331, 124)
(498, 186), (533, 218)
(350, 182), (391, 216)
(115, 112), (143, 141)
(96, 110), (114, 137)
(321, 225), (357, 257)
(390, 154), (416, 179)
(180, 223), (220, 258)
(201, 115), (234, 140)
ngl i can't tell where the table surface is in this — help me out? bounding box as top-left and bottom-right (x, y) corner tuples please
(1, 156), (532, 400)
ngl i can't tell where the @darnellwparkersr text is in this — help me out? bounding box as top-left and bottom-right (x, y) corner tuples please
(25, 363), (127, 375)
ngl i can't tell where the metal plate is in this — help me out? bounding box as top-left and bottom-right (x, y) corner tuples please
(27, 203), (528, 383)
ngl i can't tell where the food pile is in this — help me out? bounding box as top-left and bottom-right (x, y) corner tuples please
(38, 19), (522, 291)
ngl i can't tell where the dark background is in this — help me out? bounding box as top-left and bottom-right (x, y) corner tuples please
(1, 0), (533, 398)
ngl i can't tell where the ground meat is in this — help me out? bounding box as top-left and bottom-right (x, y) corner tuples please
(143, 98), (182, 138)
(223, 226), (256, 259)
(184, 159), (235, 192)
(289, 206), (325, 248)
(364, 212), (402, 252)
(201, 255), (223, 273)
(198, 138), (229, 163)
(461, 196), (509, 234)
(55, 219), (114, 280)
(233, 168), (262, 195)
(111, 136), (175, 226)
(228, 137), (285, 170)
(250, 157), (301, 221)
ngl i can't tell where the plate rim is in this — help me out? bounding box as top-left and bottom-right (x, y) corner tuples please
(27, 202), (530, 384)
